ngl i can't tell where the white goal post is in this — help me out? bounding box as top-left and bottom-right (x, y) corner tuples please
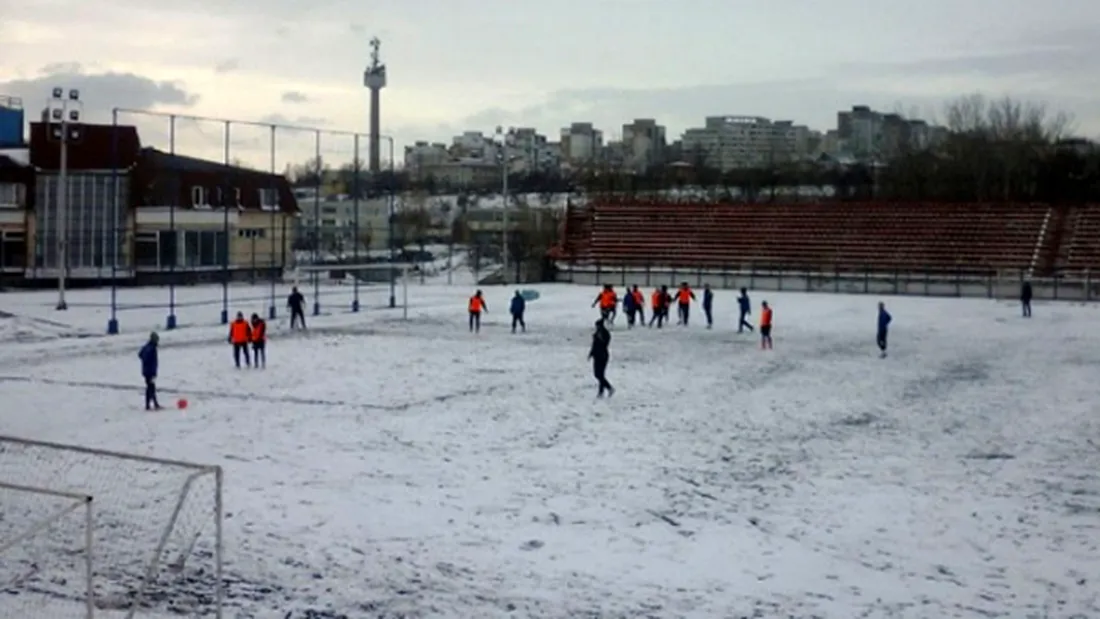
(295, 262), (418, 320)
(0, 435), (224, 618)
(0, 481), (94, 619)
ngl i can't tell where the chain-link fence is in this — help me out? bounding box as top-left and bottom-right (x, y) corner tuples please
(20, 108), (399, 332)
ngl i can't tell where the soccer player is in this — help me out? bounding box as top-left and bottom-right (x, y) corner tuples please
(138, 332), (161, 410)
(759, 301), (773, 350)
(588, 319), (614, 398)
(877, 302), (892, 358)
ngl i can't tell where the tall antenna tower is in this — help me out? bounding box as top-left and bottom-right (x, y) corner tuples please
(363, 36), (387, 173)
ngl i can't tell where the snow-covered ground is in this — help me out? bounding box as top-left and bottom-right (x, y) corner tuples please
(1, 281), (1098, 618)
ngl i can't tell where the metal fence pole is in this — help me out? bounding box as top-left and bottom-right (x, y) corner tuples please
(220, 121), (230, 325)
(268, 124), (277, 320)
(387, 137), (396, 308)
(312, 130), (321, 316)
(352, 133), (361, 312)
(166, 114), (178, 329)
(107, 109), (120, 334)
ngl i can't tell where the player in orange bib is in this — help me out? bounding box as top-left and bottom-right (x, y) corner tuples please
(759, 301), (773, 350)
(468, 290), (487, 333)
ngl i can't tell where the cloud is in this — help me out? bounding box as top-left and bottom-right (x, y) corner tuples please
(256, 113), (328, 127)
(0, 62), (199, 124)
(280, 91), (309, 104)
(214, 59), (240, 74)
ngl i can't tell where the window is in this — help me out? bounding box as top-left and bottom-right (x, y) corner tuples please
(237, 228), (265, 238)
(134, 231), (158, 268)
(183, 230), (227, 267)
(191, 186), (209, 209)
(158, 230), (178, 267)
(0, 183), (24, 208)
(258, 187), (279, 211)
(234, 188), (243, 208)
(1, 230), (25, 268)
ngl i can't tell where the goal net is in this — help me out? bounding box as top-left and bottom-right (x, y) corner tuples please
(0, 482), (93, 618)
(0, 435), (223, 618)
(294, 262), (417, 320)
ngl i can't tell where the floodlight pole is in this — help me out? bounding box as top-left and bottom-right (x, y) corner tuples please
(46, 87), (82, 310)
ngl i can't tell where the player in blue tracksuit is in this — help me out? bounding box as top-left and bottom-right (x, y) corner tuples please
(737, 288), (754, 333)
(622, 286), (638, 328)
(877, 302), (892, 358)
(138, 332), (162, 410)
(510, 290), (526, 333)
(702, 284), (714, 329)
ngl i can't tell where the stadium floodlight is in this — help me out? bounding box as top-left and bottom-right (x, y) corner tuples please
(44, 87), (84, 311)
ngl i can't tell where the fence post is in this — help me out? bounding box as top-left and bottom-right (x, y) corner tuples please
(166, 114), (178, 330)
(219, 121), (231, 325)
(268, 124), (278, 320)
(955, 268), (961, 297)
(1087, 270), (1092, 301)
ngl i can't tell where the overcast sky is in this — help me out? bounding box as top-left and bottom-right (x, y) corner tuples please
(2, 0), (1099, 168)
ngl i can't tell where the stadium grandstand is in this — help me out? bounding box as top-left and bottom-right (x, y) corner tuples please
(549, 200), (1100, 299)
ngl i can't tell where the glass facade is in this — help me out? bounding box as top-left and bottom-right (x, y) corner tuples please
(34, 173), (129, 271)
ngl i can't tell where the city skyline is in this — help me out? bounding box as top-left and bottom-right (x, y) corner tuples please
(3, 0), (1099, 164)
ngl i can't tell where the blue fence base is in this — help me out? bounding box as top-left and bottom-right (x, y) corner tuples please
(313, 302), (321, 316)
(220, 309), (229, 325)
(389, 295), (396, 308)
(166, 314), (177, 330)
(106, 318), (119, 335)
(352, 299), (360, 312)
(268, 305), (276, 320)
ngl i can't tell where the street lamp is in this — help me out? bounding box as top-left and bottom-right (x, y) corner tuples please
(494, 126), (515, 283)
(45, 87), (82, 311)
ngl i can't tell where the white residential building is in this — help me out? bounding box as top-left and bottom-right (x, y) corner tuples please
(296, 193), (392, 251)
(681, 116), (813, 171)
(621, 119), (666, 171)
(404, 141), (450, 171)
(836, 106), (945, 160)
(560, 122), (603, 165)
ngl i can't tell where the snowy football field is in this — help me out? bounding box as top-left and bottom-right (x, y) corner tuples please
(1, 279), (1098, 618)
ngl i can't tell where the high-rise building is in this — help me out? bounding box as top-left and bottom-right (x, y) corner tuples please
(621, 119), (666, 171)
(680, 116), (811, 171)
(560, 123), (603, 165)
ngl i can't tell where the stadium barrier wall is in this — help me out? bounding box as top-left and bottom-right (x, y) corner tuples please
(554, 262), (1100, 301)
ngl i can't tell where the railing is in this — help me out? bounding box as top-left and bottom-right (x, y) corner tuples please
(553, 260), (1100, 301)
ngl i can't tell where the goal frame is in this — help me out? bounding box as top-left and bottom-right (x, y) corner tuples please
(0, 434), (224, 619)
(296, 262), (417, 320)
(0, 481), (94, 619)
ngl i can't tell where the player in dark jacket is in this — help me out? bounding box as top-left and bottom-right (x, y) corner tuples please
(1020, 281), (1032, 318)
(287, 287), (306, 329)
(737, 288), (754, 333)
(622, 286), (638, 328)
(588, 319), (614, 398)
(877, 302), (892, 358)
(138, 332), (162, 410)
(702, 284), (714, 329)
(510, 290), (526, 333)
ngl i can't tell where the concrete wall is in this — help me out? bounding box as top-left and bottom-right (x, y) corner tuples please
(555, 263), (1100, 302)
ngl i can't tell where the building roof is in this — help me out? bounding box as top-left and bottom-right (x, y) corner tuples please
(29, 122), (142, 171)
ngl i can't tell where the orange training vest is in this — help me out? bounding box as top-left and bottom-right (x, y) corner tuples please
(761, 308), (773, 326)
(632, 290), (643, 306)
(251, 320), (266, 343)
(230, 320), (251, 344)
(469, 296), (482, 312)
(677, 288), (692, 303)
(599, 290), (615, 309)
